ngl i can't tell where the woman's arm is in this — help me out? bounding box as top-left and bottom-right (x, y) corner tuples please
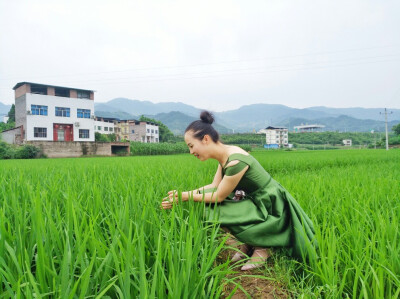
(162, 162), (248, 209)
(190, 164), (223, 193)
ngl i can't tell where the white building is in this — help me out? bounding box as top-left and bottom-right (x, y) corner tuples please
(259, 126), (288, 148)
(343, 139), (352, 146)
(115, 120), (159, 143)
(294, 124), (325, 133)
(12, 82), (95, 142)
(94, 117), (115, 135)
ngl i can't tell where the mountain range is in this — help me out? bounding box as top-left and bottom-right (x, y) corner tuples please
(1, 98), (399, 134)
(94, 98), (400, 134)
(0, 102), (11, 116)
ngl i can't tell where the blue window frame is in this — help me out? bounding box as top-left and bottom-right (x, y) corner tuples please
(77, 109), (91, 118)
(31, 105), (48, 116)
(55, 107), (70, 117)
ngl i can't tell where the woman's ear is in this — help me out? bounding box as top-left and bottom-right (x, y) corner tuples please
(202, 134), (210, 144)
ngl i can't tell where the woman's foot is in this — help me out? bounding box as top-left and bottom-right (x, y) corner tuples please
(240, 247), (271, 271)
(231, 243), (250, 262)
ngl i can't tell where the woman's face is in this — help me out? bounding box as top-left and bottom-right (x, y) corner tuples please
(184, 131), (210, 161)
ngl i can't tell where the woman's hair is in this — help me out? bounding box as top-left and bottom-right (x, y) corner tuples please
(185, 111), (220, 142)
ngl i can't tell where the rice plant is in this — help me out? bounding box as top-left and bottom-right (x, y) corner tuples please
(0, 149), (399, 297)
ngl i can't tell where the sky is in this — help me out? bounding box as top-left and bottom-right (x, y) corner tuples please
(1, 0), (400, 112)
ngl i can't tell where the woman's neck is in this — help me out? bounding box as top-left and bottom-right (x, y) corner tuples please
(210, 142), (230, 165)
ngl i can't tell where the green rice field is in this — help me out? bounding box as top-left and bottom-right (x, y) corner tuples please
(1, 149), (399, 298)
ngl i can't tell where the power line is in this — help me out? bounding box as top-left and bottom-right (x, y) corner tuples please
(7, 57), (400, 90)
(1, 43), (399, 81)
(0, 53), (398, 89)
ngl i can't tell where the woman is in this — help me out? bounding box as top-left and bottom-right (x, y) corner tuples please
(162, 111), (316, 271)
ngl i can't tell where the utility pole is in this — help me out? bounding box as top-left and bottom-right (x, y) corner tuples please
(380, 108), (393, 151)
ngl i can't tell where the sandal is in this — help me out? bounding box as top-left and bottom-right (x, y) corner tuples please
(231, 243), (250, 262)
(240, 247), (271, 271)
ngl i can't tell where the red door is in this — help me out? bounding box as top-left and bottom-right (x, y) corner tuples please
(53, 124), (74, 141)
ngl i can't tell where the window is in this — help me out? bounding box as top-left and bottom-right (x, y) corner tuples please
(151, 129), (154, 133)
(147, 129), (150, 133)
(104, 127), (108, 131)
(31, 105), (48, 116)
(97, 126), (102, 130)
(31, 85), (47, 95)
(77, 109), (91, 118)
(155, 130), (158, 134)
(34, 127), (47, 137)
(55, 107), (70, 117)
(77, 90), (90, 99)
(79, 129), (89, 138)
(109, 127), (113, 132)
(131, 129), (135, 133)
(55, 88), (69, 97)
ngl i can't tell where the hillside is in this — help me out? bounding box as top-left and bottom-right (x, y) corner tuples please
(0, 102), (11, 116)
(2, 98), (400, 133)
(151, 111), (230, 135)
(92, 98), (400, 133)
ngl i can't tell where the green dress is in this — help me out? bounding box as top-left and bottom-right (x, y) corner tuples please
(204, 153), (317, 259)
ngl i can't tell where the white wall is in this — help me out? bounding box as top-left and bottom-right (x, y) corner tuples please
(265, 129), (288, 145)
(145, 123), (159, 143)
(24, 93), (95, 141)
(94, 120), (115, 134)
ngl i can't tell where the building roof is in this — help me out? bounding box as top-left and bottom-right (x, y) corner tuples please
(13, 82), (94, 92)
(117, 119), (158, 126)
(95, 116), (119, 122)
(0, 125), (22, 133)
(265, 126), (287, 130)
(293, 124), (325, 129)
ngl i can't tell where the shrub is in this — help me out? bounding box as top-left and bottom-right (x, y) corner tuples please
(0, 142), (42, 160)
(130, 142), (189, 156)
(0, 141), (14, 159)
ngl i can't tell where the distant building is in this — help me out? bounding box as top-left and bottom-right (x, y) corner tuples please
(343, 139), (352, 146)
(94, 117), (116, 135)
(259, 126), (288, 148)
(115, 120), (159, 143)
(293, 124), (325, 133)
(4, 82), (95, 144)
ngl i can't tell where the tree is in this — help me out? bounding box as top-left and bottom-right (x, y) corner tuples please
(95, 132), (116, 142)
(393, 123), (400, 136)
(139, 115), (174, 142)
(7, 104), (15, 123)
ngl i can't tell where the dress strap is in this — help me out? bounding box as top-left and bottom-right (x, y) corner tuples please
(225, 161), (248, 176)
(223, 153), (252, 167)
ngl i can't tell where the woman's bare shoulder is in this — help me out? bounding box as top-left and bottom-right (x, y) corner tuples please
(227, 145), (250, 156)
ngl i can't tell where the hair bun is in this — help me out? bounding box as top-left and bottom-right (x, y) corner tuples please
(200, 111), (214, 124)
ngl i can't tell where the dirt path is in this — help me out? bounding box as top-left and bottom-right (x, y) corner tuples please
(217, 241), (290, 298)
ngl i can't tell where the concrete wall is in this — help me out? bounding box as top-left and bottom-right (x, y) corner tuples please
(15, 84), (31, 98)
(70, 90), (78, 98)
(15, 94), (27, 130)
(25, 141), (129, 158)
(1, 127), (23, 144)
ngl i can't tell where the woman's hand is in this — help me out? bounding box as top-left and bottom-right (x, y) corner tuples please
(161, 190), (179, 210)
(161, 190), (189, 209)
